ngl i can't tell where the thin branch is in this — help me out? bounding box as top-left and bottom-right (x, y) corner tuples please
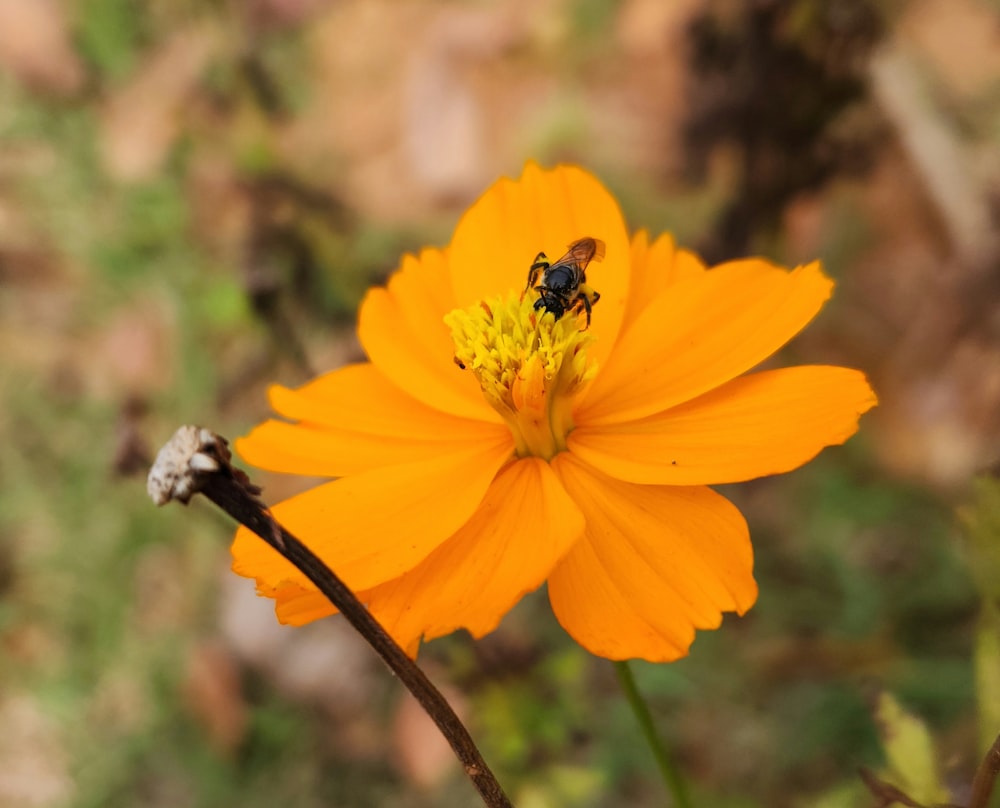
(969, 732), (1000, 808)
(148, 425), (513, 808)
(857, 767), (925, 808)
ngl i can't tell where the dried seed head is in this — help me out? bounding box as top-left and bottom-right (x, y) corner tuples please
(147, 425), (229, 506)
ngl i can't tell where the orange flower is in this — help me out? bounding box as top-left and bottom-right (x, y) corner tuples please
(231, 164), (877, 662)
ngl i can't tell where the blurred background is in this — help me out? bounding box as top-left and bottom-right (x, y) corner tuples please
(2, 0), (1000, 805)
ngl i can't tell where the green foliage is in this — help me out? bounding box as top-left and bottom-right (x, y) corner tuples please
(569, 0), (619, 43)
(963, 478), (1000, 753)
(874, 691), (951, 805)
(90, 179), (194, 286)
(75, 0), (147, 80)
(962, 478), (1000, 601)
(976, 602), (1000, 753)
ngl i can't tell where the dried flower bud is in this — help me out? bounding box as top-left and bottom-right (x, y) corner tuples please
(147, 425), (229, 506)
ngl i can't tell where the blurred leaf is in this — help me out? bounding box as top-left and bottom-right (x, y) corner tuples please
(569, 0), (619, 48)
(91, 179), (190, 283)
(516, 765), (606, 808)
(961, 477), (1000, 602)
(875, 691), (950, 806)
(75, 0), (144, 80)
(977, 603), (1000, 754)
(193, 276), (250, 328)
(804, 779), (869, 808)
(962, 478), (1000, 752)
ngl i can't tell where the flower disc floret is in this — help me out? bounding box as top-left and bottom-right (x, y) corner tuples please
(445, 295), (596, 460)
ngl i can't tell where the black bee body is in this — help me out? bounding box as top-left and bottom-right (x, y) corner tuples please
(532, 265), (580, 319)
(523, 237), (605, 329)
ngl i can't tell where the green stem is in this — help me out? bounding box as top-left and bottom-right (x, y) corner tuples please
(614, 660), (694, 808)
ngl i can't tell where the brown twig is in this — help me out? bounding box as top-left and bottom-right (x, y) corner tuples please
(969, 732), (1000, 808)
(148, 426), (513, 808)
(859, 731), (1000, 808)
(858, 767), (925, 807)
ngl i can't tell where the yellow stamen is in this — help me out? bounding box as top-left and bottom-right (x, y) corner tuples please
(445, 295), (597, 459)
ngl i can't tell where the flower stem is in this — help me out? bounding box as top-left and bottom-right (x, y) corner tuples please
(613, 660), (693, 808)
(148, 426), (512, 808)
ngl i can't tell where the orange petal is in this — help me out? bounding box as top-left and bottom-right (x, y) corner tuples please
(548, 453), (757, 662)
(578, 259), (834, 425)
(675, 248), (707, 277)
(448, 163), (631, 366)
(236, 417), (512, 477)
(358, 248), (495, 420)
(570, 365), (877, 485)
(231, 438), (513, 601)
(622, 230), (705, 331)
(267, 363), (469, 435)
(273, 582), (336, 625)
(358, 457), (585, 654)
(235, 363), (510, 476)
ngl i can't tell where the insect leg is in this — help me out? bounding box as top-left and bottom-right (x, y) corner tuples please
(579, 294), (593, 329)
(523, 252), (549, 296)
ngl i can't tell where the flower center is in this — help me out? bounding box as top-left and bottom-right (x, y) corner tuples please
(445, 295), (597, 460)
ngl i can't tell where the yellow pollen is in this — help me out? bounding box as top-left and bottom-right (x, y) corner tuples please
(445, 295), (597, 459)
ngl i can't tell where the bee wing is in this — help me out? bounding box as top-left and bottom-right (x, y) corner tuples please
(560, 237), (606, 268)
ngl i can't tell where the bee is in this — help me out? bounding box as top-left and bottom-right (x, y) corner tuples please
(524, 237), (605, 328)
